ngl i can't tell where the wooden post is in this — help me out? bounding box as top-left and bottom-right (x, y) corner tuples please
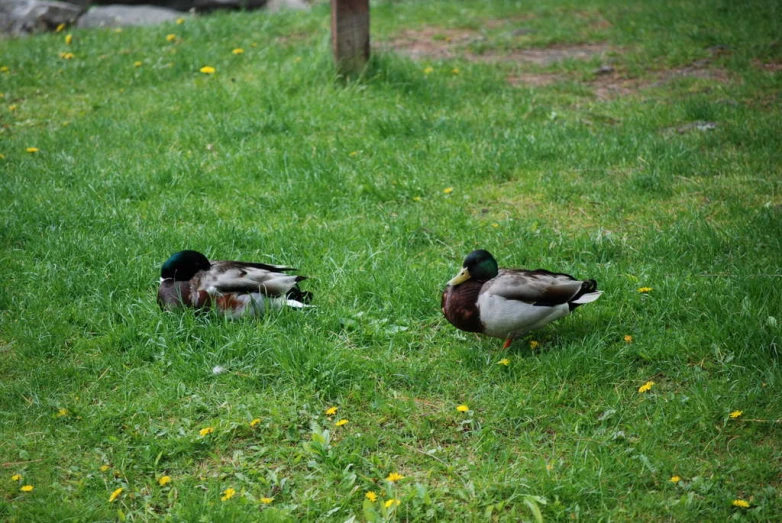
(331, 0), (370, 75)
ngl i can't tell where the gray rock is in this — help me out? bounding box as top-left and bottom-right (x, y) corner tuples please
(75, 4), (182, 29)
(85, 0), (311, 13)
(510, 27), (535, 36)
(676, 121), (717, 134)
(0, 0), (82, 35)
(267, 0), (307, 10)
(88, 0), (269, 12)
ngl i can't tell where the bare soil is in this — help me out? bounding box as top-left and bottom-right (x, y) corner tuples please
(381, 26), (734, 99)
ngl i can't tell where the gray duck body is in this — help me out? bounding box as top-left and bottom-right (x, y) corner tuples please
(442, 250), (601, 346)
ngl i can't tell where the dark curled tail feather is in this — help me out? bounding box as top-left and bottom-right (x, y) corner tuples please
(569, 279), (599, 311)
(286, 287), (313, 304)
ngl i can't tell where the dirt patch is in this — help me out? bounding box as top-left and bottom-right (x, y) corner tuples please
(752, 59), (782, 72)
(569, 9), (614, 29)
(384, 26), (733, 100)
(274, 32), (311, 45)
(591, 73), (645, 100)
(382, 26), (610, 65)
(495, 43), (609, 66)
(590, 61), (732, 100)
(651, 61), (731, 86)
(381, 27), (479, 60)
(484, 14), (536, 29)
(507, 72), (564, 87)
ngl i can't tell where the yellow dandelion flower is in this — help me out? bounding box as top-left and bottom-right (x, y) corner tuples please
(423, 66), (434, 74)
(456, 404), (469, 413)
(134, 61), (142, 67)
(108, 487), (123, 502)
(166, 34), (176, 42)
(99, 464), (110, 472)
(232, 48), (244, 55)
(452, 68), (460, 74)
(56, 23), (66, 32)
(491, 223), (499, 228)
(325, 406), (338, 416)
(0, 66), (9, 72)
(56, 408), (69, 417)
(260, 497), (273, 504)
(9, 104), (18, 111)
(158, 475), (172, 486)
(443, 187), (454, 194)
(250, 418), (261, 427)
(20, 485), (34, 492)
(670, 475), (681, 483)
(624, 335), (633, 343)
(176, 17), (184, 24)
(199, 426), (214, 436)
(729, 410), (743, 419)
(220, 487), (236, 501)
(386, 472), (404, 482)
(335, 418), (349, 427)
(11, 474), (21, 481)
(638, 381), (655, 393)
(26, 147), (39, 153)
(60, 52), (74, 60)
(498, 358), (510, 366)
(412, 196), (422, 202)
(529, 340), (540, 349)
(732, 499), (749, 508)
(365, 491), (378, 502)
(200, 66), (216, 74)
(638, 287), (653, 293)
(384, 498), (400, 508)
(65, 34), (72, 45)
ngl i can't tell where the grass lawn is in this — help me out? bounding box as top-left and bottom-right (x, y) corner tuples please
(1, 0), (780, 520)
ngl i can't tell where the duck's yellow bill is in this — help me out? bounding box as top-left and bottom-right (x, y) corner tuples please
(447, 267), (471, 286)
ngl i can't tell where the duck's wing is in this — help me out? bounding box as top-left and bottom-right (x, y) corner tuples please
(201, 261), (306, 297)
(483, 269), (598, 307)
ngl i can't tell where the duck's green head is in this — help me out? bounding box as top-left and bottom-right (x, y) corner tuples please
(161, 250), (211, 281)
(448, 249), (499, 286)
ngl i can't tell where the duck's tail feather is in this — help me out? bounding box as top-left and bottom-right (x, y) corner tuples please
(572, 290), (602, 305)
(569, 280), (601, 310)
(286, 287), (313, 304)
(284, 298), (312, 309)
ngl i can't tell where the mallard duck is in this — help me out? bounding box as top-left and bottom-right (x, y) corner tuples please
(157, 250), (312, 318)
(441, 249), (601, 348)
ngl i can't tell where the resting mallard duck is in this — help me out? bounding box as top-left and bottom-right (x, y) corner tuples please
(157, 250), (312, 318)
(441, 249), (601, 348)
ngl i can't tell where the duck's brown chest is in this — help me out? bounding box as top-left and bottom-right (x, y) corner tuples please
(441, 281), (484, 333)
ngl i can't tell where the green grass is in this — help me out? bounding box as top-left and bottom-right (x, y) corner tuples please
(1, 0), (780, 520)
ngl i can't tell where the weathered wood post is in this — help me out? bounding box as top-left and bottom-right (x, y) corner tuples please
(331, 0), (370, 75)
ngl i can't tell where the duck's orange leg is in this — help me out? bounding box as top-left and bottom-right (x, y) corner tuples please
(502, 337), (513, 350)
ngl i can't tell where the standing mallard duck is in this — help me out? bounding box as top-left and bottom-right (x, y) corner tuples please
(442, 250), (601, 348)
(157, 250), (312, 318)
